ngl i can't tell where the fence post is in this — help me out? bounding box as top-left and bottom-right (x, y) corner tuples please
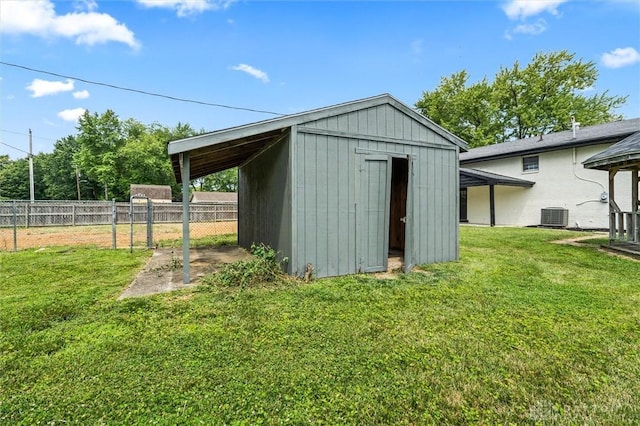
(72, 204), (76, 226)
(112, 199), (117, 249)
(25, 203), (29, 228)
(12, 201), (17, 252)
(147, 200), (153, 248)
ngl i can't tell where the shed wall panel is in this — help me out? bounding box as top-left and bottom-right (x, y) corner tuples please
(293, 128), (459, 278)
(238, 136), (292, 258)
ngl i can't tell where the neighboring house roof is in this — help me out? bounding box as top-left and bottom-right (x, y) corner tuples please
(130, 184), (172, 201)
(582, 131), (640, 171)
(191, 191), (238, 203)
(460, 118), (640, 164)
(460, 168), (535, 188)
(168, 94), (469, 182)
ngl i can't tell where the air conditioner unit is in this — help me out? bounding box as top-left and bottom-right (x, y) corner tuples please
(541, 208), (569, 227)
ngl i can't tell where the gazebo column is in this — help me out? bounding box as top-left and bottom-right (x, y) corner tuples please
(609, 169), (617, 241)
(632, 168), (639, 243)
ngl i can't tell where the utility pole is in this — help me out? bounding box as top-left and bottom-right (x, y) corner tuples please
(29, 129), (35, 203)
(76, 165), (82, 201)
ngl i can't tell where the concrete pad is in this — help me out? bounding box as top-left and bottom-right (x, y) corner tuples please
(119, 245), (249, 299)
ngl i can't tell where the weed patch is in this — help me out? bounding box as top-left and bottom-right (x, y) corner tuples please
(203, 243), (291, 289)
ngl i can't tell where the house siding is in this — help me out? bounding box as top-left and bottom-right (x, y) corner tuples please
(465, 143), (632, 228)
(238, 136), (292, 258)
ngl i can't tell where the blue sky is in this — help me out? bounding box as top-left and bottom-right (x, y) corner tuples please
(1, 0), (639, 159)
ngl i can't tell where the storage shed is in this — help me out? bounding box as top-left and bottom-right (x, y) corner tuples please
(168, 94), (468, 282)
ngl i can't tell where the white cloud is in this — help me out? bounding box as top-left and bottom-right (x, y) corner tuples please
(231, 64), (270, 83)
(27, 78), (75, 98)
(136, 0), (236, 17)
(502, 0), (567, 20)
(0, 0), (140, 49)
(58, 108), (87, 122)
(512, 19), (547, 35)
(73, 90), (90, 99)
(73, 0), (98, 12)
(601, 47), (640, 69)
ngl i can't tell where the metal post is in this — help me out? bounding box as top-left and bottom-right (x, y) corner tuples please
(29, 129), (35, 203)
(147, 200), (153, 248)
(129, 197), (134, 253)
(112, 199), (117, 249)
(181, 152), (190, 284)
(489, 184), (496, 227)
(12, 201), (17, 252)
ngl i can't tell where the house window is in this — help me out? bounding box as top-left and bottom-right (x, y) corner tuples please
(522, 156), (539, 172)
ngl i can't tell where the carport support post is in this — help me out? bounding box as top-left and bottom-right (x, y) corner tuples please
(489, 184), (496, 227)
(181, 152), (190, 284)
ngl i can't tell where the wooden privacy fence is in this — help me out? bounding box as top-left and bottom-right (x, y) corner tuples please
(0, 201), (237, 228)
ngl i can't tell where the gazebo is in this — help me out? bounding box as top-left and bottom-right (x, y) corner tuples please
(583, 131), (640, 252)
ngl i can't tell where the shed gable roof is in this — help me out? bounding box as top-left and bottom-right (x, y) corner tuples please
(460, 118), (640, 164)
(168, 94), (468, 182)
(583, 131), (640, 170)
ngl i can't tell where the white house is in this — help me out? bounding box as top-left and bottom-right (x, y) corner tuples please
(460, 118), (640, 229)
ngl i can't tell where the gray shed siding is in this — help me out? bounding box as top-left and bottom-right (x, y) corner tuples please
(290, 104), (459, 278)
(238, 136), (292, 259)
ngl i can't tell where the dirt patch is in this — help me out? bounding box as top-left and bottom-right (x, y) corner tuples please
(118, 245), (250, 299)
(0, 222), (237, 251)
(551, 232), (608, 247)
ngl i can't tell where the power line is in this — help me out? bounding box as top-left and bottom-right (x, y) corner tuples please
(0, 61), (286, 116)
(0, 128), (57, 141)
(0, 141), (30, 155)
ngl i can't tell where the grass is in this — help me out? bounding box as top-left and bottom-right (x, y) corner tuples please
(1, 227), (639, 424)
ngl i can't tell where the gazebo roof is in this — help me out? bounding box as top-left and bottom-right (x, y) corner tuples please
(583, 131), (640, 171)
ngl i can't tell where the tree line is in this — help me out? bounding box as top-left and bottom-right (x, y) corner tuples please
(1, 50), (627, 200)
(0, 110), (237, 201)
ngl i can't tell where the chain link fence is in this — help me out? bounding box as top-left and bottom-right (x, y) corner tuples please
(0, 200), (237, 251)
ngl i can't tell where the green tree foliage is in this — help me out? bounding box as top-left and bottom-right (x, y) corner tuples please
(0, 155), (47, 200)
(40, 135), (101, 200)
(73, 111), (199, 200)
(0, 114), (221, 202)
(416, 50), (627, 147)
(194, 168), (238, 193)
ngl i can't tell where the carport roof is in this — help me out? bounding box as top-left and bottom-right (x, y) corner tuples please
(168, 93), (468, 182)
(460, 168), (535, 188)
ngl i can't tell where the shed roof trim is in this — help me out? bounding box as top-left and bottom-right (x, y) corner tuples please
(168, 93), (468, 156)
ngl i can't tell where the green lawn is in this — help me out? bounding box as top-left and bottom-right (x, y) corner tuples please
(1, 227), (638, 424)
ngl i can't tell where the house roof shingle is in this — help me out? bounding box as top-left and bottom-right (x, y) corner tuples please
(460, 118), (640, 164)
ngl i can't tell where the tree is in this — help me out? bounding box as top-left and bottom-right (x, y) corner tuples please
(194, 168), (238, 192)
(74, 110), (127, 200)
(0, 155), (47, 200)
(416, 50), (627, 147)
(40, 135), (100, 200)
